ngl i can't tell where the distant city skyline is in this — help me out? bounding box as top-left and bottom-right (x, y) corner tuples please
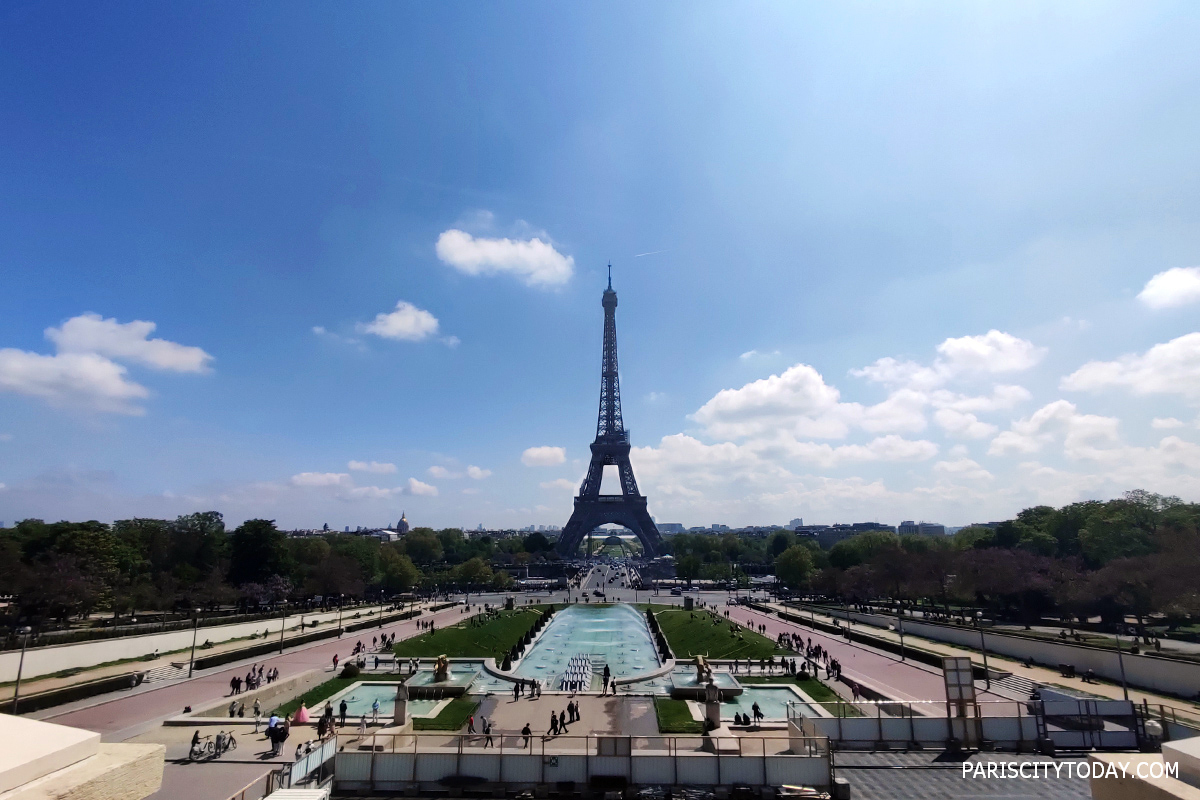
(3, 4), (1200, 530)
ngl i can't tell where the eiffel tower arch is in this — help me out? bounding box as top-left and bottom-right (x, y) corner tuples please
(556, 270), (664, 558)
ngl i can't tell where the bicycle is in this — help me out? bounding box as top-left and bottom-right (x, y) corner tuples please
(213, 731), (238, 758)
(189, 734), (215, 761)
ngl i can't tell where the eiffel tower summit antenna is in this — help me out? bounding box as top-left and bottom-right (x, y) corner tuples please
(555, 268), (663, 558)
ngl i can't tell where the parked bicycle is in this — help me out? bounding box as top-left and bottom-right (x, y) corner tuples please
(213, 730), (237, 758)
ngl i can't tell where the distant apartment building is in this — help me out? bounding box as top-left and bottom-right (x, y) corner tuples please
(658, 523), (686, 534)
(899, 520), (947, 536)
(795, 521), (897, 549)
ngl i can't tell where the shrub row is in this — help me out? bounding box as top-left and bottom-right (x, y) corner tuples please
(501, 605), (555, 671)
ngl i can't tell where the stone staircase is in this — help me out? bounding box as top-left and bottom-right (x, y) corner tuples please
(142, 663), (188, 682)
(983, 672), (1040, 700)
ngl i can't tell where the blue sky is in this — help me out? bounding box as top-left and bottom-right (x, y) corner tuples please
(3, 2), (1200, 529)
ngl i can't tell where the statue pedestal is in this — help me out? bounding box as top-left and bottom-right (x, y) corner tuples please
(393, 698), (407, 726)
(704, 701), (722, 731)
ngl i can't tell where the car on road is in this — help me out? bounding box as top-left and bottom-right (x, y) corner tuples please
(670, 588), (682, 596)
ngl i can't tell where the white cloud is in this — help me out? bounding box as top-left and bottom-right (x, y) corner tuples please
(933, 458), (993, 481)
(0, 433), (11, 442)
(522, 446), (566, 466)
(0, 349), (150, 415)
(0, 313), (212, 415)
(1152, 417), (1185, 429)
(540, 478), (576, 491)
(1060, 333), (1200, 399)
(291, 472), (352, 487)
(740, 350), (781, 361)
(988, 400), (1121, 458)
(934, 409), (999, 439)
(935, 330), (1046, 374)
(46, 313), (213, 373)
(357, 301), (440, 341)
(466, 465), (491, 480)
(428, 466), (458, 479)
(407, 477), (438, 496)
(692, 364), (851, 440)
(1138, 266), (1200, 309)
(436, 229), (573, 287)
(348, 460), (397, 474)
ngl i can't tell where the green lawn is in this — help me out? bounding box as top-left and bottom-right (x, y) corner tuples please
(654, 698), (704, 734)
(393, 607), (546, 660)
(270, 675), (396, 717)
(414, 697), (480, 731)
(655, 608), (788, 660)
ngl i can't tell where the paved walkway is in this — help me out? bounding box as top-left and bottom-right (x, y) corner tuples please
(724, 605), (1012, 712)
(2, 601), (404, 701)
(780, 604), (1200, 725)
(39, 603), (476, 800)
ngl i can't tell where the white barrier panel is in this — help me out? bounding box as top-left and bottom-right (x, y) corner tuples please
(333, 735), (831, 790)
(818, 606), (1200, 698)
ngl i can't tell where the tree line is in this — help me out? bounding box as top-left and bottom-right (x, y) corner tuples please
(0, 514), (558, 627)
(767, 490), (1200, 637)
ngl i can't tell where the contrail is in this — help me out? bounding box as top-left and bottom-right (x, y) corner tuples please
(633, 249), (669, 258)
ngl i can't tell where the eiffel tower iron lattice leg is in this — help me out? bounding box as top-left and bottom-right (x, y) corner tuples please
(556, 268), (664, 558)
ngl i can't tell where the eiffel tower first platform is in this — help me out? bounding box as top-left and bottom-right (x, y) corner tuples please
(555, 270), (664, 558)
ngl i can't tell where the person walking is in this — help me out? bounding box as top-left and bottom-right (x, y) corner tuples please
(483, 719), (494, 748)
(558, 709), (568, 733)
(333, 653), (340, 671)
(550, 713), (559, 736)
(521, 723), (532, 749)
(339, 699), (348, 727)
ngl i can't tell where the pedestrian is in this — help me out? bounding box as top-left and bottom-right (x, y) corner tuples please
(333, 654), (340, 671)
(513, 682), (520, 701)
(254, 709), (262, 733)
(483, 719), (494, 748)
(559, 709), (568, 733)
(254, 698), (261, 718)
(522, 722), (532, 749)
(550, 713), (559, 736)
(229, 700), (238, 718)
(237, 702), (245, 718)
(358, 714), (367, 737)
(752, 702), (764, 724)
(467, 715), (476, 734)
(317, 716), (328, 740)
(371, 697), (380, 723)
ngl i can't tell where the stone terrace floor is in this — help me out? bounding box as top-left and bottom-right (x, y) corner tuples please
(833, 752), (1092, 799)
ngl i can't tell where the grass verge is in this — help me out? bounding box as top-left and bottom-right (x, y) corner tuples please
(393, 607), (546, 660)
(654, 698), (704, 734)
(655, 608), (787, 660)
(414, 696), (479, 731)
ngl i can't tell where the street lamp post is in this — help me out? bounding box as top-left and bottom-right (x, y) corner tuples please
(976, 611), (991, 689)
(278, 604), (287, 654)
(337, 595), (344, 638)
(11, 626), (32, 715)
(1114, 625), (1130, 701)
(896, 603), (906, 661)
(187, 610), (200, 678)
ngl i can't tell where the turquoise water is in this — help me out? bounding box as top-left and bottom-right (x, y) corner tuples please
(328, 683), (440, 718)
(721, 685), (818, 721)
(512, 604), (660, 684)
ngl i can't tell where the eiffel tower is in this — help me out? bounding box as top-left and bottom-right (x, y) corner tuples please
(556, 268), (664, 558)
